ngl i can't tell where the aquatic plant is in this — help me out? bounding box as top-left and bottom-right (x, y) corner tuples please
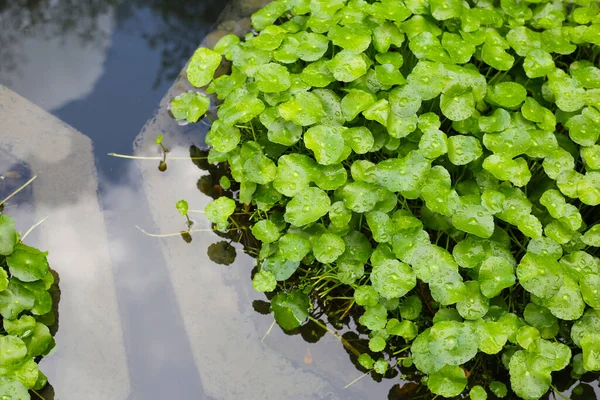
(171, 0), (600, 398)
(0, 214), (56, 398)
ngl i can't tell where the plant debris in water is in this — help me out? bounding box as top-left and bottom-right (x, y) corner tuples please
(170, 0), (600, 398)
(0, 214), (57, 398)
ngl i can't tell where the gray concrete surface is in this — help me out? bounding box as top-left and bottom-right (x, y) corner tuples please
(0, 85), (130, 399)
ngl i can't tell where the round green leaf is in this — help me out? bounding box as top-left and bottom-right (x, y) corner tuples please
(244, 154), (276, 185)
(328, 50), (369, 82)
(578, 172), (600, 206)
(278, 233), (312, 262)
(582, 225), (600, 247)
(429, 321), (477, 365)
(279, 92), (325, 126)
(255, 63), (291, 93)
(6, 244), (49, 283)
(448, 135), (483, 165)
(489, 381), (508, 398)
(186, 48), (222, 87)
(428, 365), (468, 398)
(389, 84), (422, 118)
(399, 295), (423, 321)
(304, 125), (345, 165)
(0, 215), (17, 256)
(206, 121), (241, 153)
(328, 23), (372, 53)
(470, 385), (487, 400)
(457, 281), (489, 320)
(354, 285), (379, 307)
(270, 290), (310, 330)
(313, 233), (345, 264)
(523, 50), (555, 78)
(251, 220), (281, 243)
(517, 253), (563, 299)
(486, 82), (527, 109)
(342, 181), (380, 213)
(273, 154), (317, 197)
(252, 270), (277, 293)
(170, 92), (210, 123)
(0, 377), (29, 399)
(359, 304), (387, 331)
(452, 205), (495, 238)
(284, 187), (331, 227)
(441, 83), (475, 121)
(509, 350), (551, 400)
(370, 259), (416, 299)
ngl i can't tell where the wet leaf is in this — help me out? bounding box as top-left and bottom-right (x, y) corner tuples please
(170, 92), (210, 123)
(284, 187), (330, 227)
(187, 48), (222, 87)
(270, 290), (310, 330)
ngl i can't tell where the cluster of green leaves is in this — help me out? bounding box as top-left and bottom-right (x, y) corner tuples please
(0, 214), (56, 398)
(172, 0), (600, 398)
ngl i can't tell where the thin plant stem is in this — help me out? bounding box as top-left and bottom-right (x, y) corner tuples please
(0, 174), (38, 207)
(20, 216), (49, 242)
(135, 226), (216, 237)
(107, 153), (206, 160)
(31, 390), (46, 400)
(308, 316), (361, 357)
(344, 371), (371, 389)
(550, 385), (571, 400)
(261, 319), (276, 342)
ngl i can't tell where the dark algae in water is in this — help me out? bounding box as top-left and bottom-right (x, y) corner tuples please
(168, 0), (600, 398)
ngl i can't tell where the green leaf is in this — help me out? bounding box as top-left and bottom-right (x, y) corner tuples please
(304, 125), (345, 165)
(409, 32), (451, 63)
(296, 32), (330, 62)
(170, 92), (210, 123)
(328, 50), (369, 82)
(343, 127), (375, 155)
(581, 145), (600, 170)
(523, 50), (555, 78)
(204, 197), (236, 225)
(252, 270), (277, 293)
(489, 381), (508, 398)
(428, 364), (468, 397)
(251, 220), (281, 243)
(358, 353), (374, 369)
(418, 129), (448, 160)
(175, 200), (188, 216)
(429, 0), (463, 20)
(366, 211), (393, 243)
(359, 304), (388, 331)
(581, 333), (600, 371)
(411, 329), (446, 374)
(255, 63), (291, 93)
(23, 322), (53, 357)
(410, 244), (457, 283)
(0, 377), (29, 399)
(342, 181), (380, 213)
(373, 21), (405, 53)
(481, 43), (514, 71)
(354, 285), (379, 307)
(375, 151), (430, 198)
(486, 82), (527, 109)
(270, 290), (310, 330)
(284, 187), (330, 227)
(328, 23), (371, 53)
(369, 336), (386, 352)
(389, 85), (422, 118)
(6, 244), (49, 283)
(370, 259), (416, 299)
(527, 237), (563, 260)
(441, 83), (475, 121)
(448, 135), (483, 165)
(565, 107), (600, 146)
(313, 233), (345, 264)
(251, 1), (288, 31)
(187, 48), (222, 87)
(578, 172), (600, 206)
(453, 237), (489, 269)
(399, 295), (423, 321)
(279, 92), (325, 126)
(582, 225), (600, 247)
(509, 350), (551, 400)
(341, 90), (377, 122)
(386, 318), (418, 340)
(475, 320), (508, 355)
(479, 108), (511, 133)
(300, 60), (335, 88)
(470, 385), (487, 400)
(517, 253), (563, 299)
(452, 205), (495, 238)
(0, 335), (27, 366)
(0, 215), (17, 256)
(273, 154), (317, 197)
(457, 281), (489, 320)
(522, 97), (556, 132)
(442, 32), (475, 64)
(278, 233), (312, 262)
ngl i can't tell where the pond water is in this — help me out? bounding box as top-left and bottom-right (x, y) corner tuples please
(0, 1), (399, 399)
